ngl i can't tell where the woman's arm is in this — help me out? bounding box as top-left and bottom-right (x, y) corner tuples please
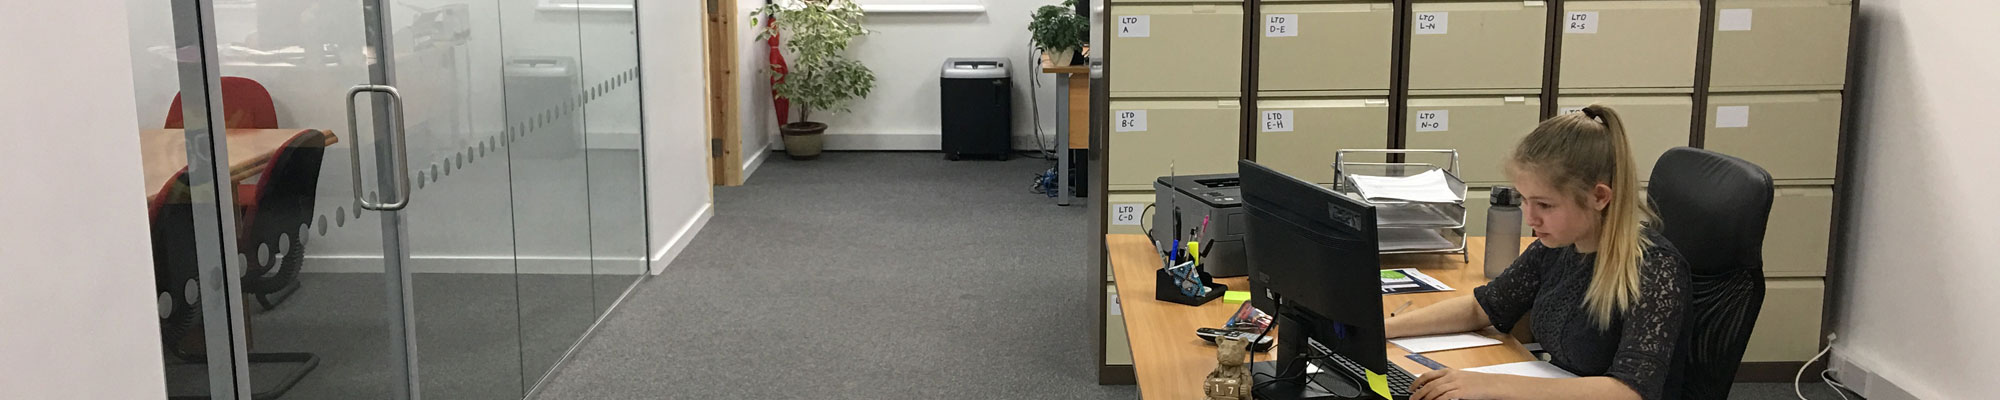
(1410, 370), (1640, 400)
(1384, 295), (1491, 338)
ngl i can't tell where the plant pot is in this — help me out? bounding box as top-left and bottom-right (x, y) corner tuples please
(779, 122), (827, 160)
(1047, 48), (1078, 67)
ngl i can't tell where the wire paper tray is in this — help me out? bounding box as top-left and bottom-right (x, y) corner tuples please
(1379, 228), (1465, 253)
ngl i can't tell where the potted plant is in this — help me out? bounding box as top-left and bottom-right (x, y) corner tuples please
(753, 0), (877, 160)
(1029, 0), (1089, 67)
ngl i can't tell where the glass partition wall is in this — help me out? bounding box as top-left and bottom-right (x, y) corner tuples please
(127, 0), (647, 398)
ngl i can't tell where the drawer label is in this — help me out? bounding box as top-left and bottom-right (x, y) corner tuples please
(1415, 110), (1450, 132)
(1565, 11), (1599, 34)
(1719, 9), (1752, 31)
(1113, 204), (1144, 226)
(1266, 14), (1299, 37)
(1118, 15), (1151, 37)
(1116, 110), (1148, 132)
(1262, 110), (1295, 132)
(1415, 12), (1449, 35)
(1560, 106), (1585, 115)
(1716, 106), (1750, 128)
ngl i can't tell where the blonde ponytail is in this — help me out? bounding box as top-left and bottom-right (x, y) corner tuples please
(1506, 104), (1657, 330)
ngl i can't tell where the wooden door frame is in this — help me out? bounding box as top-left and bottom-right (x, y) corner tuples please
(704, 0), (745, 186)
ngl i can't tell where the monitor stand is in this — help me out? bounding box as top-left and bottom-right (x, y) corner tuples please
(1250, 360), (1369, 400)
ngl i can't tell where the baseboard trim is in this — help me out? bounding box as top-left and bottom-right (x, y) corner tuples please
(741, 142), (771, 180)
(648, 202), (714, 275)
(819, 132), (940, 151)
(1830, 352), (1925, 400)
(1098, 364), (1135, 385)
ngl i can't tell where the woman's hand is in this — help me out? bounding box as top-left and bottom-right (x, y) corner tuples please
(1409, 369), (1523, 400)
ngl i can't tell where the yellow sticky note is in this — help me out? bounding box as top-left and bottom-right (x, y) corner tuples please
(1223, 291), (1251, 304)
(1368, 370), (1391, 399)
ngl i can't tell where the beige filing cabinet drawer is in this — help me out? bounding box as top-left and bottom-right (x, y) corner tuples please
(1710, 0), (1852, 90)
(1107, 285), (1133, 365)
(1259, 1), (1394, 92)
(1255, 98), (1391, 184)
(1111, 4), (1245, 96)
(1763, 186), (1832, 277)
(1704, 92), (1842, 181)
(1107, 192), (1159, 236)
(1559, 1), (1700, 89)
(1743, 278), (1825, 362)
(1409, 1), (1549, 91)
(1109, 99), (1242, 190)
(1555, 95), (1692, 180)
(1405, 96), (1542, 186)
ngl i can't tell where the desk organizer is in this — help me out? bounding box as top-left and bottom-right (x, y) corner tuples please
(1156, 268), (1228, 306)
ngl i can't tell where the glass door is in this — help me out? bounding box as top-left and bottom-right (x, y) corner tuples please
(133, 0), (650, 398)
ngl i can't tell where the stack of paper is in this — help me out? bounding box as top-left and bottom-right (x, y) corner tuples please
(1464, 361), (1579, 378)
(1347, 169), (1463, 203)
(1388, 333), (1501, 353)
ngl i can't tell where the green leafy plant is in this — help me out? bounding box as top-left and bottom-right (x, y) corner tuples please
(752, 0), (876, 126)
(1028, 0), (1088, 55)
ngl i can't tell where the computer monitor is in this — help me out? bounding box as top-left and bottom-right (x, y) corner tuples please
(1239, 160), (1387, 398)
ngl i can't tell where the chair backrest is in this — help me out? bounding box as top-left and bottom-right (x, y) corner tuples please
(149, 171), (203, 349)
(239, 130), (328, 273)
(164, 76), (279, 129)
(1649, 147), (1775, 400)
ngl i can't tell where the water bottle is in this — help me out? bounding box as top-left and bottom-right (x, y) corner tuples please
(1484, 186), (1523, 279)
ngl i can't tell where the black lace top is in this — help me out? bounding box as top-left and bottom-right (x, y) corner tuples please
(1472, 228), (1689, 400)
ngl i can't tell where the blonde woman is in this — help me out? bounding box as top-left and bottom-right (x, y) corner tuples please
(1387, 105), (1690, 400)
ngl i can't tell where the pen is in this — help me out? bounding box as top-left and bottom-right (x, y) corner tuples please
(1389, 300), (1414, 317)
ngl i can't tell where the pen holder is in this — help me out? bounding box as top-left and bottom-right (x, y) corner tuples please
(1156, 268), (1228, 306)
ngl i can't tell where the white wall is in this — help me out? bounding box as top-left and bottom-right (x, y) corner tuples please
(741, 0), (778, 172)
(0, 0), (168, 397)
(639, 0), (718, 273)
(743, 3), (1066, 153)
(1831, 1), (2000, 399)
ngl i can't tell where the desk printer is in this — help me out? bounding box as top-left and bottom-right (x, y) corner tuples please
(1153, 173), (1248, 277)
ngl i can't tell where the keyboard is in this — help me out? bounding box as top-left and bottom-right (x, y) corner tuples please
(1312, 352), (1417, 400)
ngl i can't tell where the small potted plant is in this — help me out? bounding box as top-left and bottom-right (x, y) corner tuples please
(1029, 0), (1089, 67)
(753, 0), (877, 160)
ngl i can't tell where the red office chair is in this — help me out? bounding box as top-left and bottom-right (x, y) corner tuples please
(164, 76), (279, 130)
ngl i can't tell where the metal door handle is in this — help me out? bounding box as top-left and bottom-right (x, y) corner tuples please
(345, 84), (411, 211)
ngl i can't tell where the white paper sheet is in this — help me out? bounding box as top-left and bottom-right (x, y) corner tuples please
(1464, 361), (1579, 379)
(1389, 333), (1502, 354)
(1348, 169), (1463, 203)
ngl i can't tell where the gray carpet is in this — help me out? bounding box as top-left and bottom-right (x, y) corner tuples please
(532, 151), (1851, 400)
(534, 152), (1133, 399)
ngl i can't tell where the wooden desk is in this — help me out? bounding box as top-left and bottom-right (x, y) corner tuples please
(139, 129), (339, 193)
(1107, 234), (1538, 400)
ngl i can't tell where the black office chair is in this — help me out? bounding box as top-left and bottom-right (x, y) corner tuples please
(1649, 147), (1775, 399)
(150, 170), (319, 400)
(238, 130), (328, 309)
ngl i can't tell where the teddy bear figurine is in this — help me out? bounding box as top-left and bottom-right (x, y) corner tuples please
(1204, 335), (1254, 400)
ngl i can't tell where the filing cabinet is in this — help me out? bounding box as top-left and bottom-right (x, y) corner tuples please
(1258, 1), (1394, 92)
(1106, 286), (1133, 365)
(1408, 0), (1549, 92)
(1703, 92), (1843, 181)
(1763, 186), (1833, 277)
(1106, 192), (1160, 236)
(1743, 278), (1827, 362)
(1109, 99), (1243, 190)
(1558, 0), (1700, 89)
(1709, 0), (1853, 90)
(1403, 95), (1542, 186)
(1254, 97), (1391, 184)
(1111, 3), (1245, 96)
(1555, 94), (1693, 180)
